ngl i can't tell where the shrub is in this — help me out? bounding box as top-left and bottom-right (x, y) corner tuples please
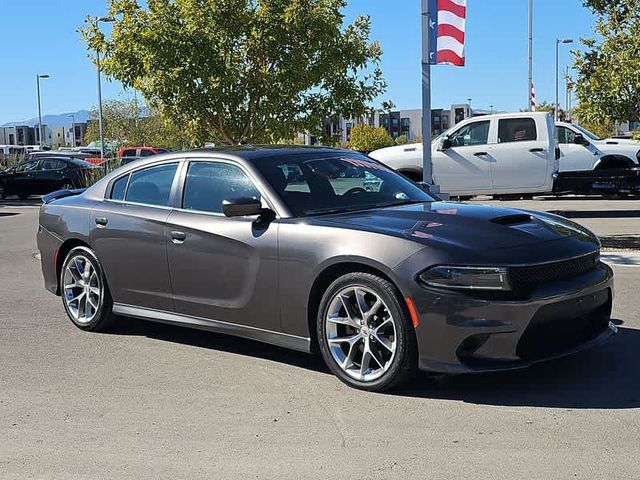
(349, 124), (395, 153)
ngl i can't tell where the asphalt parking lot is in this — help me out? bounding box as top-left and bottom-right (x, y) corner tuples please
(1, 198), (639, 479)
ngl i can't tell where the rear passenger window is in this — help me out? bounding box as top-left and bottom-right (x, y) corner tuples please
(498, 118), (537, 143)
(140, 149), (155, 157)
(182, 162), (260, 214)
(125, 163), (178, 206)
(110, 175), (129, 201)
(122, 149), (136, 157)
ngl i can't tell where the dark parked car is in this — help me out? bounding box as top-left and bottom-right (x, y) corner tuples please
(0, 156), (94, 200)
(37, 147), (616, 391)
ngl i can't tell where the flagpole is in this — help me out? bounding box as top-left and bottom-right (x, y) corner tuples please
(528, 0), (533, 111)
(421, 0), (435, 189)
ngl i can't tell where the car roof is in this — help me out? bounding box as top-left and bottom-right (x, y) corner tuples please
(186, 145), (353, 161)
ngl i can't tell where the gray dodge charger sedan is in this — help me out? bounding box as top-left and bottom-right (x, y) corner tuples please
(37, 146), (616, 391)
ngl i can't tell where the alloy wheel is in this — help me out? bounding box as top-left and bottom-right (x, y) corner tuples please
(63, 254), (102, 324)
(325, 286), (397, 382)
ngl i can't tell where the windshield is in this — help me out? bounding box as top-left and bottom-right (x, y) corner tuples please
(572, 124), (602, 141)
(252, 153), (435, 217)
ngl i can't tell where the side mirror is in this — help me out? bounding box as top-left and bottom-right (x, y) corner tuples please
(222, 197), (264, 217)
(574, 134), (588, 146)
(439, 137), (453, 150)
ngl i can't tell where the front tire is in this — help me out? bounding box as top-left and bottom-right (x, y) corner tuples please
(60, 246), (115, 332)
(317, 272), (418, 392)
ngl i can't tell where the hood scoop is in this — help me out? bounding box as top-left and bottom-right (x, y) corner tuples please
(490, 214), (533, 226)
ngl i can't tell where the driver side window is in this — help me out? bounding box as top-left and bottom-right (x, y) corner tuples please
(449, 121), (490, 147)
(15, 160), (39, 172)
(557, 126), (577, 144)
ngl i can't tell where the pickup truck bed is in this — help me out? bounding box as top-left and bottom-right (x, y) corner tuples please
(553, 167), (640, 196)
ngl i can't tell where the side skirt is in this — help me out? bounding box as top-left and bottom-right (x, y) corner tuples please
(112, 303), (312, 353)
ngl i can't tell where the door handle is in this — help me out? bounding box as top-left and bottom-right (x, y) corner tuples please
(474, 152), (489, 156)
(95, 217), (108, 227)
(529, 148), (544, 153)
(170, 231), (187, 243)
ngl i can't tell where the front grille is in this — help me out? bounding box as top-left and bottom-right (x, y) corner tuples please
(509, 251), (600, 292)
(516, 289), (611, 361)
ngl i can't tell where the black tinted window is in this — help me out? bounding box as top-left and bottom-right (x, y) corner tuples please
(110, 175), (129, 201)
(140, 149), (155, 157)
(498, 118), (537, 143)
(125, 163), (178, 206)
(182, 162), (260, 214)
(15, 160), (39, 172)
(122, 149), (137, 157)
(40, 159), (66, 170)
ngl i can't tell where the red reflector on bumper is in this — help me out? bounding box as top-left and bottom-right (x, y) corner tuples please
(405, 297), (420, 328)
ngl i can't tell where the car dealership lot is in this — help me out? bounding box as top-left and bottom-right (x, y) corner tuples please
(1, 200), (639, 480)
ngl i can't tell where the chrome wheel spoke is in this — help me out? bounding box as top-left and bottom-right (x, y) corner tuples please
(63, 254), (101, 324)
(325, 285), (397, 383)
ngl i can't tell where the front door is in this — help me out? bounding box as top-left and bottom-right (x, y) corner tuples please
(90, 162), (180, 311)
(166, 160), (280, 331)
(491, 117), (549, 189)
(557, 125), (599, 172)
(432, 119), (493, 194)
(10, 159), (40, 196)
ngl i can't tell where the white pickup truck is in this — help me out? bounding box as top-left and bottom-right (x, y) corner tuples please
(553, 122), (640, 196)
(369, 112), (559, 198)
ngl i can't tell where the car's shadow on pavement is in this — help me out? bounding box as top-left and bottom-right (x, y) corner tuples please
(396, 324), (640, 410)
(0, 198), (42, 207)
(112, 318), (640, 409)
(111, 317), (330, 374)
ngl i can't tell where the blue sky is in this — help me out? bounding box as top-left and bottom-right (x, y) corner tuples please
(0, 0), (595, 124)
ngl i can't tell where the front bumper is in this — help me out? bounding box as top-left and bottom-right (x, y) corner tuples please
(405, 262), (615, 374)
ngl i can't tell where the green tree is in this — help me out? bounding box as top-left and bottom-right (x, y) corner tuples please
(573, 0), (640, 126)
(82, 0), (386, 146)
(394, 134), (408, 145)
(85, 98), (191, 149)
(349, 124), (394, 152)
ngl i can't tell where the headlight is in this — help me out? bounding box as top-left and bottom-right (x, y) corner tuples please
(419, 266), (511, 291)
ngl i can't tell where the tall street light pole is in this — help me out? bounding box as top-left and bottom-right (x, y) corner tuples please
(528, 0), (533, 111)
(95, 16), (115, 167)
(420, 0), (434, 189)
(555, 38), (573, 121)
(36, 74), (50, 147)
(68, 114), (76, 147)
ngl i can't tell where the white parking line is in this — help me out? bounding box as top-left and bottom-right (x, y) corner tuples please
(601, 252), (640, 267)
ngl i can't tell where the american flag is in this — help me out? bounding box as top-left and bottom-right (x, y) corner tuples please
(531, 82), (537, 111)
(429, 0), (467, 66)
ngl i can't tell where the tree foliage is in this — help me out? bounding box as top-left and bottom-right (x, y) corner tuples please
(573, 0), (640, 126)
(349, 124), (394, 152)
(81, 0), (386, 146)
(85, 98), (191, 149)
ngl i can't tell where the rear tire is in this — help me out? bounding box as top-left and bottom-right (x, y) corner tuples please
(317, 272), (418, 392)
(60, 246), (116, 332)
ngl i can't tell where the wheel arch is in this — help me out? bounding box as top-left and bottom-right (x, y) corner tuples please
(594, 155), (636, 170)
(306, 261), (400, 354)
(54, 239), (91, 295)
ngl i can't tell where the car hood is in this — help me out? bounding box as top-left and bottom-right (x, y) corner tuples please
(311, 202), (599, 252)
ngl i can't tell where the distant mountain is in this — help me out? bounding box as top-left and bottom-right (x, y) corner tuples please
(1, 110), (91, 128)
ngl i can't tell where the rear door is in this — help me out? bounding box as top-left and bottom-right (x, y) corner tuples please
(90, 161), (180, 311)
(166, 159), (280, 331)
(36, 158), (68, 193)
(490, 116), (549, 190)
(431, 119), (493, 194)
